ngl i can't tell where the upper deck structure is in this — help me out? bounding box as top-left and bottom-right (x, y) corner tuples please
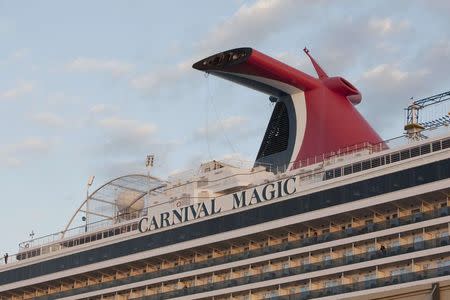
(0, 47), (449, 300)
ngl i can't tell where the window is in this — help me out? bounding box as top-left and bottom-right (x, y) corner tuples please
(437, 259), (450, 268)
(391, 153), (400, 162)
(438, 231), (449, 238)
(300, 257), (309, 265)
(390, 240), (400, 249)
(420, 144), (431, 154)
(400, 150), (410, 160)
(443, 138), (450, 149)
(324, 279), (339, 288)
(362, 160), (371, 170)
(367, 245), (376, 253)
(410, 147), (420, 157)
(264, 290), (278, 298)
(364, 273), (376, 281)
(325, 170), (334, 180)
(2, 158), (448, 286)
(343, 165), (352, 175)
(334, 168), (342, 178)
(414, 235), (423, 243)
(391, 267), (408, 276)
(353, 163), (362, 173)
(371, 157), (381, 168)
(432, 141), (442, 152)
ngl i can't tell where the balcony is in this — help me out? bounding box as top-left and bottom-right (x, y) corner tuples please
(28, 204), (450, 300)
(34, 235), (449, 300)
(273, 266), (450, 300)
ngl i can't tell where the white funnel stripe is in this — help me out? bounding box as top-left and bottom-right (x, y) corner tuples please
(219, 72), (303, 94)
(288, 92), (307, 170)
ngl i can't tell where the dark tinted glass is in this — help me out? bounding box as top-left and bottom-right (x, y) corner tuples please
(1, 158), (448, 285)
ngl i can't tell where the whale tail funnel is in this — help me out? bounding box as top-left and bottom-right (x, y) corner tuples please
(193, 47), (383, 172)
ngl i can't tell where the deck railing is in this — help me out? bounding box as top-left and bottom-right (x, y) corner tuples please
(1, 130), (448, 267)
(30, 233), (450, 300)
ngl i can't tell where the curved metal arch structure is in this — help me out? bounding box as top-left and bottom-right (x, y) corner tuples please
(62, 174), (166, 238)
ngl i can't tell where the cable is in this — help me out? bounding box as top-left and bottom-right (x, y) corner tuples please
(204, 74), (212, 160)
(206, 77), (239, 155)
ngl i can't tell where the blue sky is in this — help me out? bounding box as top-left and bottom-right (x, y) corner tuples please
(1, 0), (449, 254)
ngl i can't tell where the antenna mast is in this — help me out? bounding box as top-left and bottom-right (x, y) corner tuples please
(404, 90), (450, 140)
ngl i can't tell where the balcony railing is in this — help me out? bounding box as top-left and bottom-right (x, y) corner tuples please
(273, 266), (450, 300)
(33, 234), (449, 300)
(130, 239), (450, 300)
(7, 133), (449, 263)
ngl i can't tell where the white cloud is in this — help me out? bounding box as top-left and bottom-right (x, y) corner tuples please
(131, 0), (313, 92)
(361, 63), (430, 90)
(274, 51), (310, 70)
(89, 103), (119, 114)
(30, 112), (65, 127)
(98, 117), (157, 139)
(197, 0), (302, 52)
(130, 61), (191, 91)
(0, 48), (31, 65)
(422, 39), (450, 71)
(358, 63), (431, 138)
(15, 137), (52, 153)
(46, 92), (81, 105)
(0, 82), (34, 100)
(368, 18), (410, 35)
(11, 48), (30, 60)
(1, 157), (22, 167)
(98, 117), (155, 134)
(66, 58), (134, 76)
(363, 64), (409, 81)
(195, 116), (248, 138)
(172, 151), (253, 176)
(218, 152), (253, 167)
(0, 137), (55, 168)
(90, 120), (178, 177)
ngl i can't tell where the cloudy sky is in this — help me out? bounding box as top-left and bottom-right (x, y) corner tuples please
(1, 0), (449, 254)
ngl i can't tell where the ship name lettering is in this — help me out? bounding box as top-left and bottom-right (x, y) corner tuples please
(139, 176), (297, 233)
(138, 199), (221, 233)
(232, 176), (297, 209)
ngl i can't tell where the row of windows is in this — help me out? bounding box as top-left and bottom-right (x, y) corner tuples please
(269, 266), (450, 300)
(35, 233), (450, 300)
(15, 138), (450, 263)
(17, 223), (139, 261)
(81, 265), (450, 300)
(324, 137), (449, 180)
(1, 158), (448, 286)
(136, 257), (450, 300)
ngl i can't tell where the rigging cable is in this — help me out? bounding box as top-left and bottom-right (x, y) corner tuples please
(204, 73), (212, 160)
(206, 77), (239, 155)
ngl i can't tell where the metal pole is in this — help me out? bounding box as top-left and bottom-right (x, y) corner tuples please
(85, 187), (88, 233)
(85, 176), (95, 232)
(146, 155), (154, 209)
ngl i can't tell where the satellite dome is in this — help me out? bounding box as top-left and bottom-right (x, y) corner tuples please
(116, 190), (145, 212)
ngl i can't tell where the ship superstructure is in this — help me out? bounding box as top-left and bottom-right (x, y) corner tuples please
(0, 48), (449, 300)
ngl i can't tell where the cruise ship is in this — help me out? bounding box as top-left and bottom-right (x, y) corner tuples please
(0, 47), (449, 300)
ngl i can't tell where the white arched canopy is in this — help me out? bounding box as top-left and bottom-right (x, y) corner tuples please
(62, 174), (166, 238)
